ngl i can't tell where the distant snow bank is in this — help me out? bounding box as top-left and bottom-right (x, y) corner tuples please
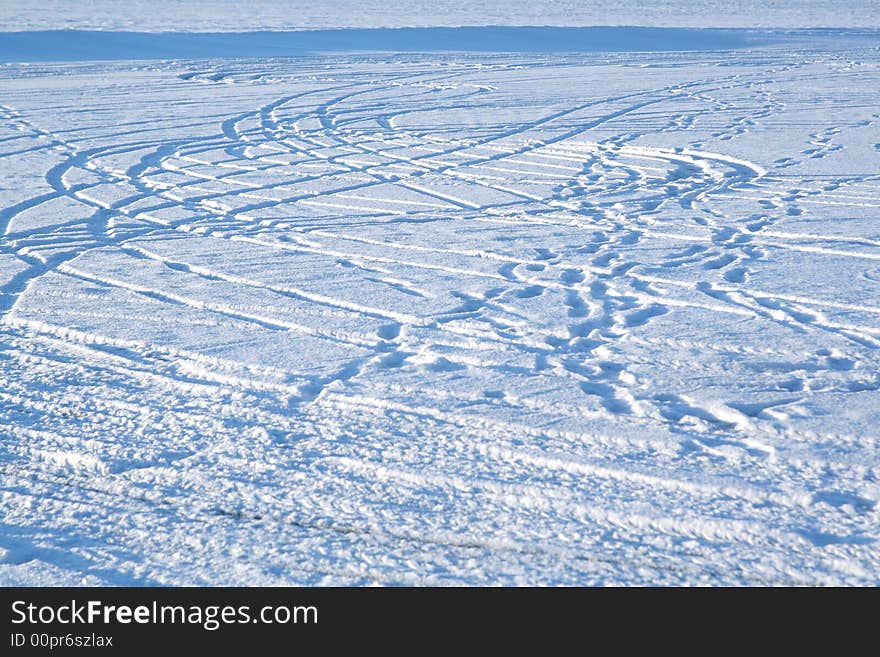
(4, 0), (880, 32)
(0, 27), (798, 62)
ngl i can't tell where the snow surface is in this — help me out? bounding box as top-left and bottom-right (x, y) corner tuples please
(0, 25), (879, 585)
(3, 1), (880, 31)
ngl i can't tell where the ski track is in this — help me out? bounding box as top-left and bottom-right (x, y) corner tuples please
(1, 47), (879, 586)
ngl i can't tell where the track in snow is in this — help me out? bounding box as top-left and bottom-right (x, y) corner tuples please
(1, 45), (879, 585)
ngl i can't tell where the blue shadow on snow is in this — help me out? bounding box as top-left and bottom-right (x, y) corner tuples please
(0, 26), (768, 62)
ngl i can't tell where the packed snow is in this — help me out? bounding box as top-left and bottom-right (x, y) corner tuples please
(0, 23), (879, 585)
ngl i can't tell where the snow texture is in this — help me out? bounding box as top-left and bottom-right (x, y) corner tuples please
(0, 23), (879, 585)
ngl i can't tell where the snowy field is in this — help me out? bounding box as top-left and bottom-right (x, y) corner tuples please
(1, 23), (879, 585)
(3, 0), (880, 30)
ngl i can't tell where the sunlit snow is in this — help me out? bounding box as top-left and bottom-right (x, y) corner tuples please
(0, 15), (878, 585)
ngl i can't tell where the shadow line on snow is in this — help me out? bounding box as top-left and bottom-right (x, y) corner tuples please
(0, 26), (800, 62)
